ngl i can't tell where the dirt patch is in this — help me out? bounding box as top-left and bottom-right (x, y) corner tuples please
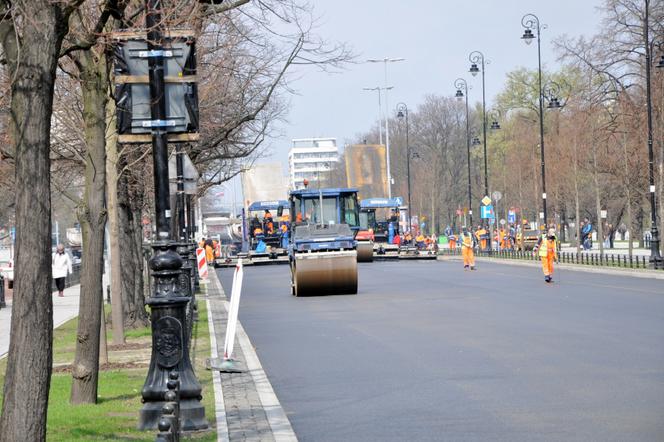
(108, 342), (151, 351)
(53, 361), (149, 373)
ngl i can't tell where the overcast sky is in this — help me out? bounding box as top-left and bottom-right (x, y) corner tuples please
(219, 0), (605, 207)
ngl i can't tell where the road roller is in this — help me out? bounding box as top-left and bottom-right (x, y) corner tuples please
(359, 197), (404, 260)
(289, 188), (360, 296)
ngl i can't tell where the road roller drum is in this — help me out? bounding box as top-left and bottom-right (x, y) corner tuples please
(356, 242), (374, 262)
(292, 250), (357, 296)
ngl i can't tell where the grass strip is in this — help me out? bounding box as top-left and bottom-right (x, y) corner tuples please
(1, 300), (216, 441)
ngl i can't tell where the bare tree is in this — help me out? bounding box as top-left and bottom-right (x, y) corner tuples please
(0, 0), (84, 438)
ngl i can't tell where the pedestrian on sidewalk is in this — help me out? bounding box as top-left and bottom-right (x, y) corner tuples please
(534, 228), (558, 283)
(461, 226), (476, 270)
(52, 244), (72, 297)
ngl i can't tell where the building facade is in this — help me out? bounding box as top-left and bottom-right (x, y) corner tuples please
(288, 138), (339, 189)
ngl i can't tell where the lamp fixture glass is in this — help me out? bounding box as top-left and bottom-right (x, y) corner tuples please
(522, 28), (535, 45)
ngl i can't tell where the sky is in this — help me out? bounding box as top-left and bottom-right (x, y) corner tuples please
(218, 0), (605, 208)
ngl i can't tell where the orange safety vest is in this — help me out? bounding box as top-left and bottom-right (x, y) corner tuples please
(538, 234), (557, 258)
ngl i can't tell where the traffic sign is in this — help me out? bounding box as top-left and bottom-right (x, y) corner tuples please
(481, 205), (494, 219)
(500, 219), (506, 225)
(456, 209), (462, 216)
(492, 191), (502, 202)
(508, 210), (516, 224)
(481, 195), (491, 206)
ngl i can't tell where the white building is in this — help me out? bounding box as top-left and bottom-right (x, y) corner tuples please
(288, 137), (339, 189)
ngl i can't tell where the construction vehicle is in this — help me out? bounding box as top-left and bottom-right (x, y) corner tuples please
(289, 188), (360, 296)
(206, 216), (244, 267)
(246, 200), (290, 264)
(516, 220), (541, 251)
(359, 197), (403, 260)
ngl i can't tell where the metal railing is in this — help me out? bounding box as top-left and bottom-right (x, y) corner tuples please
(154, 371), (181, 442)
(438, 248), (660, 270)
(0, 275), (5, 309)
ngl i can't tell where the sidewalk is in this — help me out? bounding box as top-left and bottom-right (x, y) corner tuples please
(0, 282), (82, 359)
(205, 271), (297, 442)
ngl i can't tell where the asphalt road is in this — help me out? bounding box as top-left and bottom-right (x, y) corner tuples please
(217, 259), (664, 442)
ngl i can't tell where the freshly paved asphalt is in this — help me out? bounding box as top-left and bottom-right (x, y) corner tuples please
(217, 260), (664, 442)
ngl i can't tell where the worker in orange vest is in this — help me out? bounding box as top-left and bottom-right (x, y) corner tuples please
(534, 227), (558, 283)
(460, 226), (476, 270)
(448, 232), (457, 250)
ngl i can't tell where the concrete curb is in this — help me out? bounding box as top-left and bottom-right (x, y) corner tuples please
(437, 255), (664, 280)
(209, 271), (298, 442)
(206, 293), (230, 442)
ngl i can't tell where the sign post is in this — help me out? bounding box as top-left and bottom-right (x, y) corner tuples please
(207, 261), (245, 372)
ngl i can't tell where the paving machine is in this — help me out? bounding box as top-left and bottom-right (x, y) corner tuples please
(247, 200), (290, 264)
(289, 188), (360, 296)
(359, 197), (404, 260)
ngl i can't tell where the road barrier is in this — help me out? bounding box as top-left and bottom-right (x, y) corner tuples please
(438, 248), (662, 270)
(196, 248), (208, 280)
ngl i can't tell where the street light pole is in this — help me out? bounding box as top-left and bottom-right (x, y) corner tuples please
(363, 86), (394, 147)
(468, 51), (489, 203)
(645, 0), (663, 268)
(455, 78), (473, 227)
(139, 0), (207, 430)
(521, 13), (548, 228)
(396, 103), (411, 231)
(367, 57), (405, 198)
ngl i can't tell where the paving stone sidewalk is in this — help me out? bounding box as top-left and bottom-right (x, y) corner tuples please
(206, 271), (296, 442)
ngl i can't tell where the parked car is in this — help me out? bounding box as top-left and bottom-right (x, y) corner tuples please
(0, 259), (14, 289)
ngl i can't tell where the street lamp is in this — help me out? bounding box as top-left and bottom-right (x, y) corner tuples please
(363, 86), (394, 146)
(645, 0), (663, 268)
(138, 0), (206, 431)
(454, 78), (473, 227)
(521, 13), (549, 227)
(468, 51), (490, 204)
(396, 102), (412, 231)
(367, 57), (405, 198)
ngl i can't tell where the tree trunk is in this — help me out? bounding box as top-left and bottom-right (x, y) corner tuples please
(620, 113), (634, 257)
(70, 49), (109, 404)
(0, 4), (67, 440)
(573, 132), (582, 254)
(118, 165), (149, 329)
(106, 89), (125, 345)
(590, 120), (604, 256)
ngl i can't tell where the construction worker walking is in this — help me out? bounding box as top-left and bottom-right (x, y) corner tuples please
(460, 226), (476, 270)
(534, 227), (558, 283)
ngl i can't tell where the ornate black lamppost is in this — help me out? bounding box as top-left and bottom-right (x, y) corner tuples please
(455, 78), (473, 227)
(521, 13), (551, 227)
(468, 51), (490, 203)
(396, 103), (412, 231)
(645, 0), (663, 268)
(139, 0), (207, 430)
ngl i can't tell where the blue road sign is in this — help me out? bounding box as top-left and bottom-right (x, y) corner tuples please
(508, 210), (516, 224)
(481, 205), (494, 219)
(10, 227), (15, 243)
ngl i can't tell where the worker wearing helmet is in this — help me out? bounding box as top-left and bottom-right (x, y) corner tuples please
(534, 227), (558, 283)
(460, 226), (476, 270)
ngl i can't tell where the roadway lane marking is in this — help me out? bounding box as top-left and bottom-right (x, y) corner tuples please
(206, 297), (230, 442)
(210, 271), (298, 442)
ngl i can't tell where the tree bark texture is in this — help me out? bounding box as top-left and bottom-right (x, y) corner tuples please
(70, 49), (109, 404)
(0, 3), (68, 440)
(117, 162), (149, 329)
